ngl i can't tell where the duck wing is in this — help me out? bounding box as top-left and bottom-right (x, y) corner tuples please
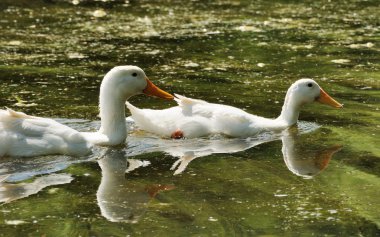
(126, 94), (263, 138)
(0, 109), (90, 157)
(176, 94), (269, 137)
(126, 102), (185, 137)
(126, 94), (213, 137)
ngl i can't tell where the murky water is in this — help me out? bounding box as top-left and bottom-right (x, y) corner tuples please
(0, 0), (379, 236)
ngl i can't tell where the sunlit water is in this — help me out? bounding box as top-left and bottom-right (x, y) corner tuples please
(0, 0), (379, 236)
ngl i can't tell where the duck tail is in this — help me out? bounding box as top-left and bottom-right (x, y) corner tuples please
(126, 102), (140, 114)
(5, 108), (33, 119)
(126, 102), (145, 123)
(6, 107), (37, 119)
(174, 94), (191, 105)
(1, 108), (28, 122)
(174, 94), (205, 107)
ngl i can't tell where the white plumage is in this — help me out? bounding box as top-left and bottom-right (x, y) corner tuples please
(127, 79), (342, 138)
(0, 66), (173, 157)
(0, 109), (89, 157)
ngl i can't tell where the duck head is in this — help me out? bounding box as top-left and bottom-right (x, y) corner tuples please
(278, 79), (342, 126)
(98, 66), (173, 145)
(101, 66), (174, 101)
(288, 79), (343, 108)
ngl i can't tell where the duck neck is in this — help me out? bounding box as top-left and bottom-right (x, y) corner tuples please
(277, 89), (302, 126)
(98, 83), (127, 145)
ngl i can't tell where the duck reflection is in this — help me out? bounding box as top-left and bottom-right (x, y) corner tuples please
(126, 123), (342, 177)
(0, 173), (73, 203)
(0, 152), (94, 204)
(281, 130), (342, 178)
(97, 149), (174, 223)
(95, 125), (341, 222)
(0, 122), (341, 225)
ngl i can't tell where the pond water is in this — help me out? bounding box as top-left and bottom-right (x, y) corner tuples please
(0, 0), (379, 236)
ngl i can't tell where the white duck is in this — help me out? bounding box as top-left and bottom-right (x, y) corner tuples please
(126, 79), (342, 138)
(0, 66), (173, 157)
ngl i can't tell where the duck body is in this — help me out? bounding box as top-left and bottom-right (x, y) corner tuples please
(0, 109), (90, 157)
(0, 66), (173, 157)
(127, 79), (342, 138)
(127, 95), (282, 138)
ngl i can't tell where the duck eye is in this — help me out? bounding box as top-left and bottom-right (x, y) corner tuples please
(307, 83), (313, 87)
(132, 73), (137, 77)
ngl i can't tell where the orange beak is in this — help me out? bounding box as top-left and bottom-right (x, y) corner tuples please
(315, 145), (343, 171)
(143, 77), (174, 100)
(316, 88), (343, 108)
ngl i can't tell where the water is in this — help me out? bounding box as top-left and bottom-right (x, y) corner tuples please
(0, 0), (379, 236)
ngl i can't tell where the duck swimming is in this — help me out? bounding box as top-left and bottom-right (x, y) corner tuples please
(0, 66), (174, 157)
(126, 79), (342, 138)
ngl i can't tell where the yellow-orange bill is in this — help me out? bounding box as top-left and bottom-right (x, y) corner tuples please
(316, 144), (343, 170)
(317, 88), (343, 108)
(143, 78), (174, 100)
(145, 184), (175, 198)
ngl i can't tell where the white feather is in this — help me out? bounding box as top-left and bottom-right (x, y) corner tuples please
(126, 79), (342, 138)
(0, 109), (90, 157)
(0, 66), (172, 157)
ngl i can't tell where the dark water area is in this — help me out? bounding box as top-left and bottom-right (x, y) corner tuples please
(0, 0), (379, 236)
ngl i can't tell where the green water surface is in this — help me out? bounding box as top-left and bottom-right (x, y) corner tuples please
(0, 0), (379, 236)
